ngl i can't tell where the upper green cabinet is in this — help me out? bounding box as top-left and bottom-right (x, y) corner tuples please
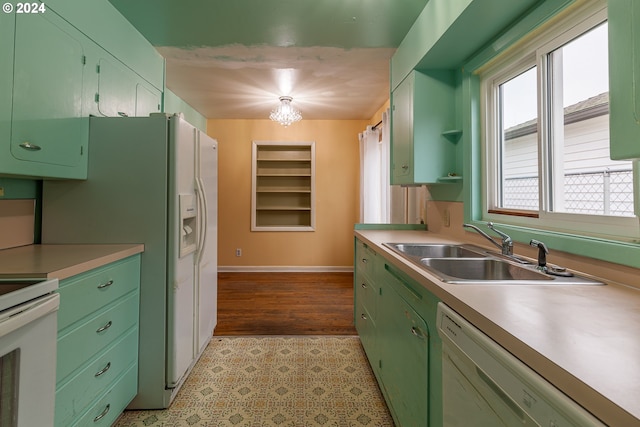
(3, 11), (88, 179)
(95, 58), (160, 118)
(0, 13), (15, 160)
(391, 70), (460, 185)
(609, 0), (640, 160)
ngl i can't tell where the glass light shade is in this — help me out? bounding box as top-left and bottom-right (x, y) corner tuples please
(269, 96), (302, 127)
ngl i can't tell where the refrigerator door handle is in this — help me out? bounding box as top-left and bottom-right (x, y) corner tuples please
(196, 176), (209, 266)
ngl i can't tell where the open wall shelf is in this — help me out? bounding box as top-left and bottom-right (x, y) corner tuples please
(251, 141), (316, 231)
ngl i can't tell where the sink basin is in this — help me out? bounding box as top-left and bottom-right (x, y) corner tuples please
(383, 242), (604, 285)
(384, 243), (486, 258)
(419, 258), (604, 285)
(421, 258), (552, 282)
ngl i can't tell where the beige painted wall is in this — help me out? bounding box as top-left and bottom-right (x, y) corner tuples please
(208, 119), (369, 269)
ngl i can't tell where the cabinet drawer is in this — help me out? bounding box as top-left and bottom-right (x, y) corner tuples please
(355, 270), (378, 321)
(70, 364), (138, 427)
(355, 302), (377, 366)
(55, 328), (138, 427)
(57, 292), (139, 383)
(58, 256), (140, 331)
(355, 240), (378, 279)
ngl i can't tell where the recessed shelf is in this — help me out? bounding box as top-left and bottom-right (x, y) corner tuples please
(252, 141), (316, 231)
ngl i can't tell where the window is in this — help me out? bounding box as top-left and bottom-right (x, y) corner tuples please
(481, 1), (637, 239)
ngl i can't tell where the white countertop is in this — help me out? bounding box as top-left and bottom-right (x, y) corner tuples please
(355, 229), (640, 427)
(0, 244), (144, 280)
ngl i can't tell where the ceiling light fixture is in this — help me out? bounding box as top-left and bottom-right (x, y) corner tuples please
(269, 96), (302, 127)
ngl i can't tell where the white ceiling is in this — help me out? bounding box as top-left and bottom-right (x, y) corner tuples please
(108, 0), (429, 120)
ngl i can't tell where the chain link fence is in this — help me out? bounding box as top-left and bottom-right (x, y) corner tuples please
(503, 169), (635, 216)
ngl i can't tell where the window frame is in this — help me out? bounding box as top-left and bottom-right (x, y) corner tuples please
(479, 1), (639, 241)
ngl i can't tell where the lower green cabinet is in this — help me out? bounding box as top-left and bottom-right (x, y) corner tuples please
(55, 255), (141, 426)
(354, 237), (443, 427)
(378, 283), (429, 427)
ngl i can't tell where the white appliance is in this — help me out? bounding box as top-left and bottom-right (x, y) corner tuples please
(0, 278), (59, 426)
(436, 303), (605, 426)
(41, 114), (218, 409)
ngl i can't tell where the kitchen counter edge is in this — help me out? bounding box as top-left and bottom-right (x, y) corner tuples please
(0, 244), (145, 280)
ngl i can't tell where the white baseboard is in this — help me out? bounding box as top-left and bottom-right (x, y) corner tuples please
(218, 266), (354, 273)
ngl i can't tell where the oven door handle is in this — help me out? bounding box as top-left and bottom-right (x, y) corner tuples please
(0, 294), (60, 337)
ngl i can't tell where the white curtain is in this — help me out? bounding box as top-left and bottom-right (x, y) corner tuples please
(359, 108), (391, 223)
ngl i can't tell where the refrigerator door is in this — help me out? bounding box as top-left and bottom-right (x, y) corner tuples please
(166, 117), (197, 388)
(195, 131), (218, 355)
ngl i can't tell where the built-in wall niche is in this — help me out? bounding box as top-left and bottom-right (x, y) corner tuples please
(251, 141), (316, 231)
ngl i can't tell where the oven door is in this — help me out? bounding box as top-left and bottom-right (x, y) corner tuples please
(0, 292), (60, 427)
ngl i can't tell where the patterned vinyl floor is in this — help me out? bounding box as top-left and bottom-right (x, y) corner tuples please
(114, 336), (395, 427)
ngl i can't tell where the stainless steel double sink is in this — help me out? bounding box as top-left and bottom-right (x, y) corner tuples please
(383, 243), (604, 285)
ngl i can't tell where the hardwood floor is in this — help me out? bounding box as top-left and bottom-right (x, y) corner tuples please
(214, 272), (357, 336)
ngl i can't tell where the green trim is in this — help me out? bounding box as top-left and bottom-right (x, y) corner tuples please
(354, 223), (426, 231)
(465, 0), (576, 72)
(0, 178), (39, 199)
(464, 220), (640, 269)
(461, 0), (640, 269)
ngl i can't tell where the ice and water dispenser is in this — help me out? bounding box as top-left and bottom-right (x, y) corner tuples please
(179, 194), (197, 257)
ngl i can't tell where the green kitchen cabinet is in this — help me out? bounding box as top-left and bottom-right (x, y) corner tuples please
(608, 0), (640, 160)
(135, 83), (162, 117)
(55, 255), (141, 427)
(354, 237), (443, 426)
(3, 10), (89, 179)
(378, 279), (429, 427)
(391, 70), (460, 185)
(95, 57), (161, 118)
(354, 239), (381, 368)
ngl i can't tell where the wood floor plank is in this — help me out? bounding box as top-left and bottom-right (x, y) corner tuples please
(214, 272), (357, 336)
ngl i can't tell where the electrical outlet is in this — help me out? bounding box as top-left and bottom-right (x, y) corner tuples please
(235, 248), (242, 257)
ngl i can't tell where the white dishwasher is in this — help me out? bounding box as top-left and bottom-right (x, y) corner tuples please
(436, 303), (605, 427)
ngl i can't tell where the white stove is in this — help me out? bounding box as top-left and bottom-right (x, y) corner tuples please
(0, 278), (59, 427)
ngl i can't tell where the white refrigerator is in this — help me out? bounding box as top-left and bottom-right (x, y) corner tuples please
(42, 114), (218, 409)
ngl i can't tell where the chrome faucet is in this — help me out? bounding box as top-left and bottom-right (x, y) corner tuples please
(463, 222), (513, 256)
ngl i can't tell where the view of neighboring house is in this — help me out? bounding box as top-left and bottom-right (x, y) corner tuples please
(503, 92), (634, 216)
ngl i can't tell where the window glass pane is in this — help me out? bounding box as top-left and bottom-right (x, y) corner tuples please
(548, 22), (635, 217)
(499, 66), (539, 210)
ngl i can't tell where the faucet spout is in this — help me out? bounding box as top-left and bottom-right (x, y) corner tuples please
(463, 222), (513, 256)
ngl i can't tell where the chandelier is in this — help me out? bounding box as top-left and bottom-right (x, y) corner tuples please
(269, 96), (302, 127)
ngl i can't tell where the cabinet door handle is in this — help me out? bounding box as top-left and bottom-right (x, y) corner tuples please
(96, 321), (112, 333)
(401, 164), (409, 170)
(97, 280), (113, 289)
(117, 111), (128, 117)
(19, 142), (42, 151)
(93, 404), (110, 423)
(361, 258), (368, 264)
(361, 283), (367, 289)
(411, 326), (426, 339)
(94, 362), (111, 377)
(361, 313), (368, 320)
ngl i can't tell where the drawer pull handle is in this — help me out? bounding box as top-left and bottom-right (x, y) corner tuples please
(96, 321), (112, 333)
(19, 142), (42, 151)
(97, 280), (113, 289)
(93, 404), (110, 423)
(361, 313), (367, 320)
(361, 258), (368, 264)
(361, 283), (367, 289)
(94, 362), (111, 377)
